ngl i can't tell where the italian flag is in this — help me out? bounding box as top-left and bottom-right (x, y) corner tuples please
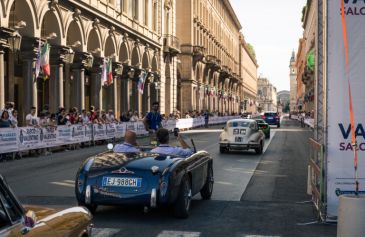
(40, 43), (51, 78)
(107, 59), (113, 85)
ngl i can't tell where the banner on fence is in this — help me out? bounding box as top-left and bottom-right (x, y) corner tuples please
(326, 0), (365, 219)
(18, 127), (41, 150)
(93, 124), (106, 141)
(41, 126), (58, 147)
(0, 128), (18, 153)
(0, 116), (238, 154)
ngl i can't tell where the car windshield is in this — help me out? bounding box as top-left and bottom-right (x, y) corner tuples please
(264, 112), (278, 117)
(227, 121), (250, 127)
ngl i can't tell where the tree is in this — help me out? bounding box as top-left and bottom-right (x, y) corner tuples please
(246, 43), (256, 61)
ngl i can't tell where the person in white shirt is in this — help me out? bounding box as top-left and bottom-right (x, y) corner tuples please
(151, 128), (193, 156)
(113, 130), (140, 153)
(25, 107), (39, 126)
(106, 109), (116, 123)
(81, 109), (90, 124)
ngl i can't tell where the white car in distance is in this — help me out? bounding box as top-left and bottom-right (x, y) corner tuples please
(219, 119), (265, 154)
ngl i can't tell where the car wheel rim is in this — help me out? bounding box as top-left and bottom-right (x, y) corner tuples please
(184, 183), (192, 211)
(208, 169), (213, 193)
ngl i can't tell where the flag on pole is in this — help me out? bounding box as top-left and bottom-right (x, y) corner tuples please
(101, 58), (107, 85)
(35, 40), (41, 78)
(107, 59), (113, 85)
(40, 43), (51, 79)
(138, 71), (147, 94)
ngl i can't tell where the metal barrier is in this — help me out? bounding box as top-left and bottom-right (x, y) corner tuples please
(0, 116), (239, 155)
(308, 138), (326, 221)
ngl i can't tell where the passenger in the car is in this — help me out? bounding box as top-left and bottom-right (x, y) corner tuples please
(151, 128), (193, 156)
(114, 130), (140, 153)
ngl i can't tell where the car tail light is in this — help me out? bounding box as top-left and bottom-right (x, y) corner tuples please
(262, 116), (266, 119)
(275, 116), (279, 119)
(262, 125), (267, 129)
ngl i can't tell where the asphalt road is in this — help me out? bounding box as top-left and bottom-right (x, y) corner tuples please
(0, 118), (336, 237)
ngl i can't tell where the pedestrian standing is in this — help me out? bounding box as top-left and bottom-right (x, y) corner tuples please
(204, 110), (209, 128)
(25, 107), (39, 126)
(143, 102), (163, 133)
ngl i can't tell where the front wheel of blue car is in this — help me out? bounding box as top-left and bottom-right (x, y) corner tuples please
(173, 175), (192, 218)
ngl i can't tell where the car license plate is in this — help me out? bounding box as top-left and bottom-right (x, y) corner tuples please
(235, 137), (243, 142)
(268, 117), (273, 119)
(102, 177), (142, 187)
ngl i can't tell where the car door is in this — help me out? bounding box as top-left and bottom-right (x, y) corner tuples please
(0, 178), (56, 237)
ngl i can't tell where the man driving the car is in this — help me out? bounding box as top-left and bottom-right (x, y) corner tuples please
(150, 128), (193, 156)
(113, 130), (140, 153)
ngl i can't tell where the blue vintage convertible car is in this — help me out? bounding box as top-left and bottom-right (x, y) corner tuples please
(75, 147), (214, 218)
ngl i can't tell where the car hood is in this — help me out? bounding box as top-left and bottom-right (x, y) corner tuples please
(89, 151), (182, 173)
(24, 205), (59, 220)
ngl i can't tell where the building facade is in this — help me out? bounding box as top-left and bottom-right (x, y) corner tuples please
(257, 77), (277, 112)
(300, 0), (316, 113)
(176, 0), (242, 115)
(289, 50), (298, 112)
(0, 0), (179, 124)
(239, 33), (258, 114)
(277, 90), (290, 113)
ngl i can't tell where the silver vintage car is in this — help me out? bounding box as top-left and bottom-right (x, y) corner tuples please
(219, 119), (265, 154)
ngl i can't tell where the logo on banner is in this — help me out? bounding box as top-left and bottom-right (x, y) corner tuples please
(342, 0), (365, 16)
(339, 123), (365, 151)
(19, 130), (24, 144)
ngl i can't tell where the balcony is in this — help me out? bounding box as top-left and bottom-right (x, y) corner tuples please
(192, 46), (206, 62)
(163, 34), (180, 57)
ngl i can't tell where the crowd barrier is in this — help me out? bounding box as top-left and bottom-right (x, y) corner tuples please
(0, 116), (238, 154)
(290, 115), (314, 128)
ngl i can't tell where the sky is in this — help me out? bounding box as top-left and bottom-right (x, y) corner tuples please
(230, 0), (307, 91)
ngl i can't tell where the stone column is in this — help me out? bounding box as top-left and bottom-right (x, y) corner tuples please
(90, 71), (102, 110)
(64, 63), (71, 110)
(131, 80), (139, 112)
(49, 63), (64, 112)
(72, 67), (85, 111)
(142, 82), (151, 115)
(121, 78), (130, 113)
(113, 77), (118, 114)
(0, 48), (4, 109)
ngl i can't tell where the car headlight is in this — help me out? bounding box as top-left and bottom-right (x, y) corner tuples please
(159, 181), (168, 197)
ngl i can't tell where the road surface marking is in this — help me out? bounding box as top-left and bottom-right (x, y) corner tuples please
(157, 230), (201, 237)
(92, 228), (120, 237)
(50, 180), (75, 188)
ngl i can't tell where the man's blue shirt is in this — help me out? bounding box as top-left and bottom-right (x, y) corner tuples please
(146, 112), (162, 130)
(113, 142), (140, 153)
(151, 144), (193, 157)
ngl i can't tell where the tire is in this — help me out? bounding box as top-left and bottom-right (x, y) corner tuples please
(255, 142), (263, 154)
(200, 165), (214, 200)
(277, 124), (280, 128)
(219, 147), (226, 153)
(78, 201), (98, 214)
(173, 175), (192, 218)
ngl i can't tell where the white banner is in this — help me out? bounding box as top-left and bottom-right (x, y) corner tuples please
(18, 127), (41, 150)
(327, 0), (365, 219)
(40, 126), (58, 147)
(115, 123), (126, 138)
(93, 124), (107, 141)
(71, 125), (87, 143)
(0, 128), (18, 153)
(105, 123), (116, 139)
(57, 125), (73, 144)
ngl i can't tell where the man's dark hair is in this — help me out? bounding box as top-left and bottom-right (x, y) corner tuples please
(156, 128), (169, 144)
(31, 106), (36, 110)
(152, 101), (159, 106)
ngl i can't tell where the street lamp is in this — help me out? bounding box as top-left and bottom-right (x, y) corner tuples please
(7, 20), (26, 52)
